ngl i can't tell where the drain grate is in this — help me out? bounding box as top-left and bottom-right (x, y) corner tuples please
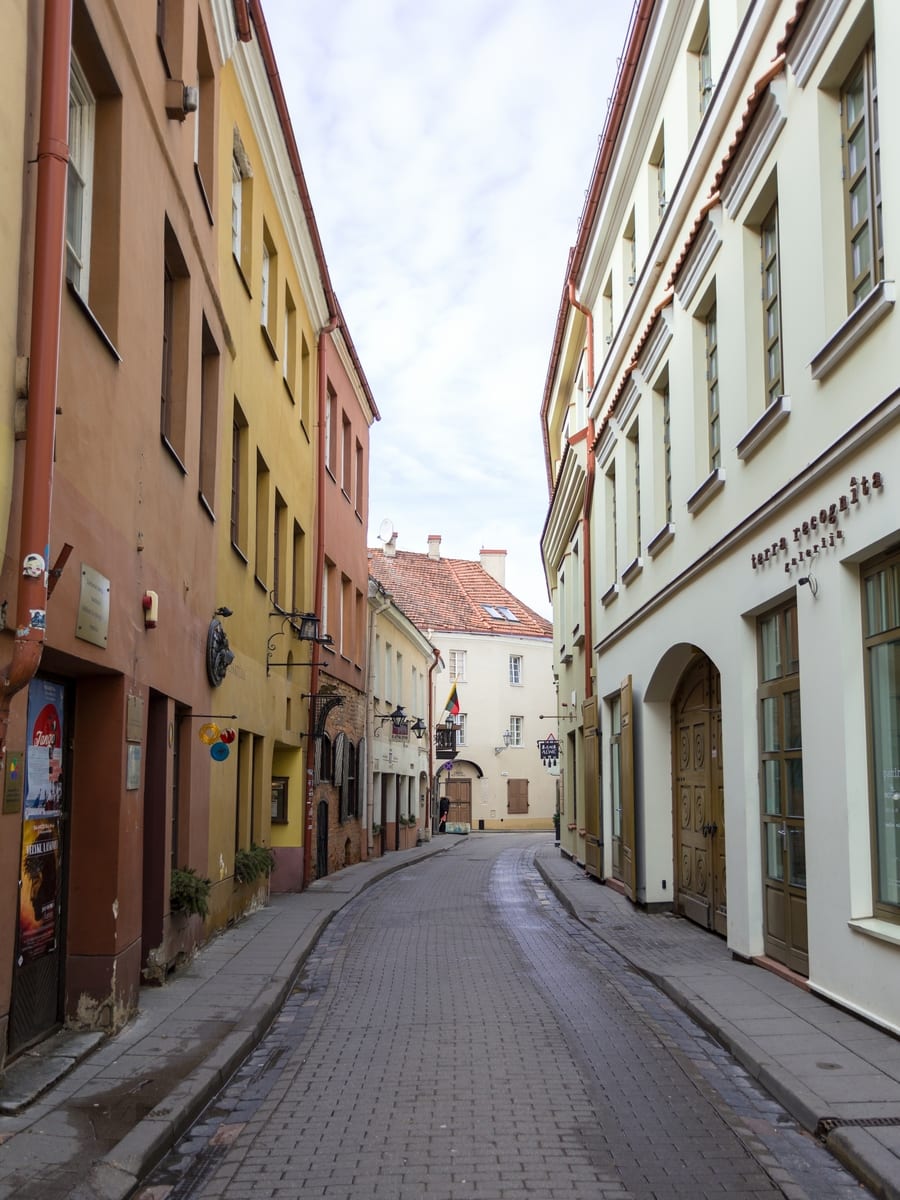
(817, 1115), (900, 1138)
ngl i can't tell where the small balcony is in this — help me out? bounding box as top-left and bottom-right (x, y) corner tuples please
(435, 723), (458, 760)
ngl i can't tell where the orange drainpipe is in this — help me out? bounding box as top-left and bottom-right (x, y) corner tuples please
(567, 281), (596, 700)
(0, 0), (71, 764)
(304, 314), (340, 887)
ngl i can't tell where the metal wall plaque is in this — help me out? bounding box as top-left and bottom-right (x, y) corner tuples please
(76, 565), (110, 648)
(126, 694), (144, 742)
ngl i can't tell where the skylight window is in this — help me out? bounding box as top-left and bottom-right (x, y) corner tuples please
(483, 604), (518, 622)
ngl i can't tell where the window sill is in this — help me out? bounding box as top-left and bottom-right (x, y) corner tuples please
(647, 523), (675, 558)
(254, 574), (268, 593)
(230, 541), (249, 565)
(198, 491), (216, 522)
(160, 434), (188, 474)
(736, 395), (790, 461)
(282, 376), (296, 405)
(600, 582), (619, 608)
(687, 468), (725, 516)
(810, 280), (895, 381)
(621, 556), (643, 586)
(194, 163), (214, 226)
(261, 323), (278, 361)
(848, 917), (900, 947)
(233, 252), (252, 299)
(66, 280), (121, 362)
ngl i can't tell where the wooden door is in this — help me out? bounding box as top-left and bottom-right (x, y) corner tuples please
(672, 657), (726, 933)
(582, 696), (602, 879)
(446, 778), (471, 827)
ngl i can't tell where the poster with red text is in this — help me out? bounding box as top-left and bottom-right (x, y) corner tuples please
(24, 678), (65, 819)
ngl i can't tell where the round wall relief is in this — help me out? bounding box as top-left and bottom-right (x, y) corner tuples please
(206, 618), (234, 687)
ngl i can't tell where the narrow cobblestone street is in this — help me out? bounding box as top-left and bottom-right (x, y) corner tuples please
(137, 836), (870, 1199)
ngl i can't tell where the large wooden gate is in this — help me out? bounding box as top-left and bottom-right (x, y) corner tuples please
(672, 656), (726, 935)
(446, 778), (471, 826)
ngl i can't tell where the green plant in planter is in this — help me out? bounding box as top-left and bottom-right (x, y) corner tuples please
(372, 823), (382, 836)
(170, 865), (212, 919)
(234, 843), (276, 885)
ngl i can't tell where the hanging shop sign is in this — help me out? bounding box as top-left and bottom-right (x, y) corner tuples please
(749, 472), (883, 574)
(538, 734), (560, 766)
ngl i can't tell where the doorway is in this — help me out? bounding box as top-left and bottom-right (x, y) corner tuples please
(672, 655), (726, 935)
(316, 799), (329, 879)
(9, 677), (71, 1056)
(446, 778), (471, 827)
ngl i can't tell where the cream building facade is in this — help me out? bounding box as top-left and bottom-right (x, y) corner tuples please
(542, 0), (899, 1032)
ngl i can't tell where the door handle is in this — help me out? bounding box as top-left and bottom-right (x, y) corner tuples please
(701, 821), (719, 837)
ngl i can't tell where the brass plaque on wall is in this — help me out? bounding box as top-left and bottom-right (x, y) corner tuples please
(76, 565), (110, 648)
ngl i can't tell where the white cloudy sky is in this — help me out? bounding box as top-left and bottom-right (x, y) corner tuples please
(263, 0), (633, 617)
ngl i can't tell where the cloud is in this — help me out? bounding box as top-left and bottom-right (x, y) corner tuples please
(264, 0), (629, 616)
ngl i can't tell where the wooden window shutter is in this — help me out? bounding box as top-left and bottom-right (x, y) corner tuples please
(507, 778), (529, 814)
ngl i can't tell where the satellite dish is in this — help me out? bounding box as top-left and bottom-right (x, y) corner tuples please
(377, 518), (395, 543)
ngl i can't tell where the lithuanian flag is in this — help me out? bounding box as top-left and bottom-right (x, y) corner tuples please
(443, 681), (461, 717)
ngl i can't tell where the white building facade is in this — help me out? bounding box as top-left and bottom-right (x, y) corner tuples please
(542, 0), (900, 1032)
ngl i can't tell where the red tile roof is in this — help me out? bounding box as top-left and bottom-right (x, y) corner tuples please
(368, 549), (552, 639)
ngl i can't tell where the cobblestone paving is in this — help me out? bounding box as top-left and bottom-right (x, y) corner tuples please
(138, 836), (872, 1199)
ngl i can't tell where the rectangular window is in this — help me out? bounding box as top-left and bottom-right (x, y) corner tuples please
(255, 452), (270, 585)
(455, 713), (467, 746)
(300, 333), (312, 430)
(448, 650), (466, 681)
(761, 203), (783, 405)
(508, 716), (523, 747)
(649, 125), (666, 224)
(230, 406), (245, 551)
(325, 385), (337, 475)
(628, 419), (641, 558)
(341, 574), (352, 656)
(706, 304), (720, 470)
(161, 220), (190, 465)
(283, 286), (296, 396)
(67, 58), (95, 298)
(271, 777), (288, 825)
(199, 316), (219, 512)
(658, 377), (673, 525)
(231, 130), (252, 276)
(273, 491), (287, 608)
(261, 226), (278, 350)
(863, 549), (900, 918)
(623, 208), (636, 288)
(194, 16), (215, 216)
(231, 154), (242, 261)
(509, 654), (523, 685)
(605, 463), (618, 583)
(698, 28), (712, 113)
(355, 438), (364, 515)
(341, 414), (352, 496)
(291, 521), (306, 614)
(842, 42), (882, 308)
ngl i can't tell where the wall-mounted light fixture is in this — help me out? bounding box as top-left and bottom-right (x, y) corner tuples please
(267, 595), (335, 673)
(494, 729), (513, 755)
(375, 704), (427, 739)
(797, 573), (818, 598)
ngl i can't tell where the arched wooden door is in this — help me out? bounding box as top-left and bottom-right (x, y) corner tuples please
(672, 656), (726, 935)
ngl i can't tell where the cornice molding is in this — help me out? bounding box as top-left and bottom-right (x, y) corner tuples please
(674, 205), (723, 311)
(720, 77), (787, 218)
(787, 0), (853, 88)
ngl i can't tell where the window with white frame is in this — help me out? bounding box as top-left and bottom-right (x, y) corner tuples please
(508, 715), (523, 747)
(448, 649), (466, 681)
(842, 41), (882, 309)
(627, 419), (641, 558)
(705, 301), (721, 470)
(66, 58), (95, 298)
(761, 202), (783, 405)
(509, 654), (523, 685)
(455, 713), (467, 746)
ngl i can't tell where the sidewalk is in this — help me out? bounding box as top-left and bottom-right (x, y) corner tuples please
(0, 838), (458, 1200)
(534, 843), (900, 1200)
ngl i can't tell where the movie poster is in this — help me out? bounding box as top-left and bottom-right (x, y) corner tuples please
(17, 679), (65, 964)
(24, 678), (64, 819)
(18, 818), (60, 964)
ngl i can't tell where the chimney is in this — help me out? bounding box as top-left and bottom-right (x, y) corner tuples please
(427, 534), (441, 560)
(480, 548), (507, 586)
(384, 532), (398, 558)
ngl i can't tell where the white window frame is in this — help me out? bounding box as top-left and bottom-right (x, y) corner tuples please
(261, 240), (270, 328)
(508, 715), (523, 747)
(231, 153), (242, 261)
(449, 650), (466, 682)
(67, 57), (95, 297)
(509, 654), (523, 685)
(456, 713), (467, 746)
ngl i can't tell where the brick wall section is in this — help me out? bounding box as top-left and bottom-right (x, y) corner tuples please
(312, 679), (367, 880)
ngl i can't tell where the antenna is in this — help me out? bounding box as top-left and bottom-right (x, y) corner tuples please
(377, 518), (395, 543)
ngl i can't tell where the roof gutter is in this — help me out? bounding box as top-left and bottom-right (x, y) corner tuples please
(0, 0), (71, 763)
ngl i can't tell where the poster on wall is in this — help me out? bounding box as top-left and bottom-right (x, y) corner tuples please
(24, 678), (65, 819)
(18, 818), (60, 964)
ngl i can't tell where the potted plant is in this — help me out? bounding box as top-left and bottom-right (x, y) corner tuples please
(170, 865), (211, 920)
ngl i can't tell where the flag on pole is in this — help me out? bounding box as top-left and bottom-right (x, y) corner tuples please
(443, 681), (461, 717)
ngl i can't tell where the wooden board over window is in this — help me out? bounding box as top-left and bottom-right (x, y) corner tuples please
(507, 778), (529, 814)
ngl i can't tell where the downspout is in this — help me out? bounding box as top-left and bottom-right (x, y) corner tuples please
(567, 280), (595, 701)
(0, 0), (71, 763)
(426, 647), (441, 835)
(303, 314), (340, 888)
